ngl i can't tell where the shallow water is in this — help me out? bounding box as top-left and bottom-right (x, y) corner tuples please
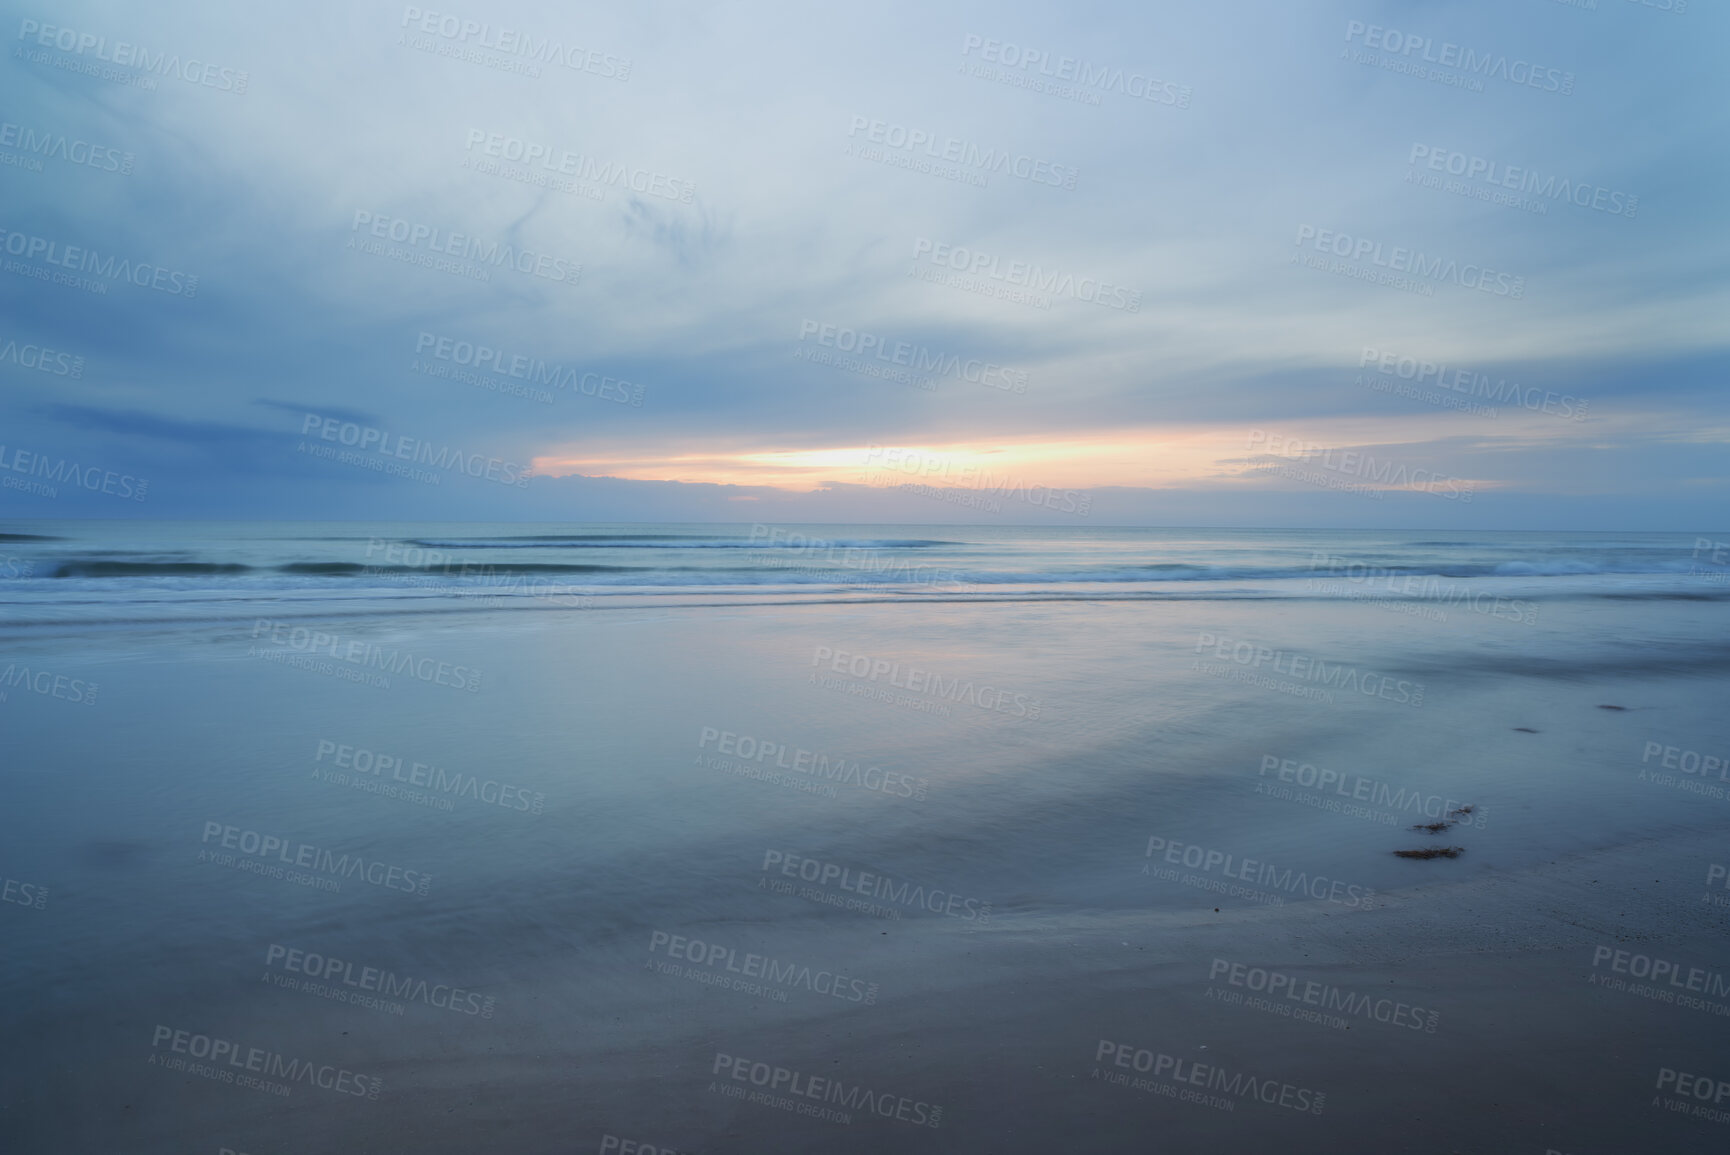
(4, 525), (1730, 1151)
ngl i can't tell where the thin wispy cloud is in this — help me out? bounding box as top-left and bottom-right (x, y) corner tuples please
(0, 0), (1723, 525)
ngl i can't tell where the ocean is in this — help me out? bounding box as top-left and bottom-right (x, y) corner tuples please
(3, 521), (1729, 1152)
(3, 521), (1725, 621)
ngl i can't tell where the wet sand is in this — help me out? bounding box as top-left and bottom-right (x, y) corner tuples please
(3, 594), (1729, 1152)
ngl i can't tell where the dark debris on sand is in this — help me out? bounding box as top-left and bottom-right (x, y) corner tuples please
(1396, 801), (1478, 856)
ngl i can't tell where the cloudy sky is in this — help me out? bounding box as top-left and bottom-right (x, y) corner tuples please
(1, 0), (1725, 527)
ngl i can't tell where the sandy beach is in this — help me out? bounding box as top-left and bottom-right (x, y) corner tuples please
(5, 536), (1729, 1152)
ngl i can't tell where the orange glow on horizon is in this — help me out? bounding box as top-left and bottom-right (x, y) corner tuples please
(530, 432), (1237, 490)
(527, 417), (1551, 494)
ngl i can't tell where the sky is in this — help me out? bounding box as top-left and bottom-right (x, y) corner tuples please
(0, 0), (1725, 528)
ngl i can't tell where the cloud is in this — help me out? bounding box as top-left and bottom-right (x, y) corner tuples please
(0, 0), (1724, 526)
